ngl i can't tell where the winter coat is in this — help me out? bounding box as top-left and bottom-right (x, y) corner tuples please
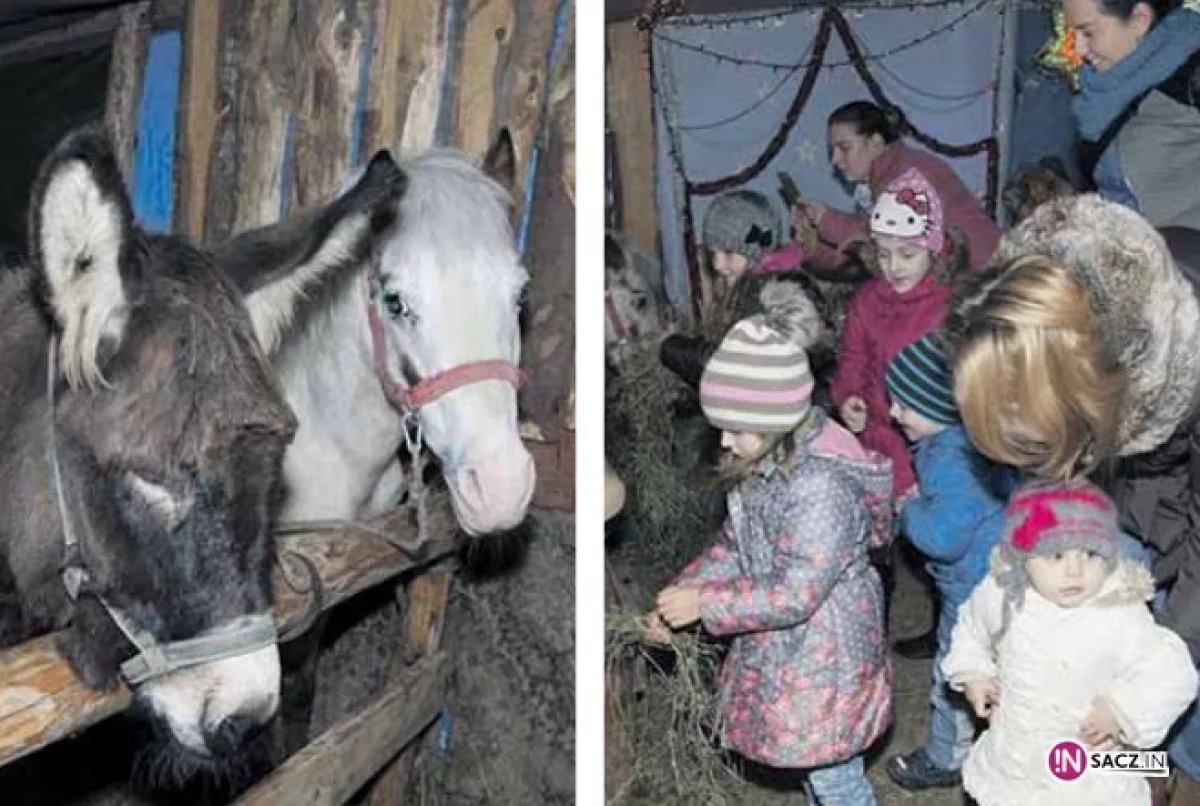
(673, 412), (894, 769)
(941, 555), (1198, 806)
(831, 272), (951, 494)
(945, 197), (1200, 660)
(1073, 9), (1200, 228)
(902, 426), (1016, 608)
(810, 141), (1000, 274)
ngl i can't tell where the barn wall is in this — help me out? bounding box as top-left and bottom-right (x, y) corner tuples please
(169, 0), (574, 506)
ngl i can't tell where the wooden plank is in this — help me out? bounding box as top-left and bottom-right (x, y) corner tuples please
(103, 1), (152, 179)
(233, 652), (447, 806)
(364, 564), (455, 805)
(490, 0), (557, 226)
(0, 497), (459, 769)
(287, 0), (372, 212)
(174, 0), (222, 239)
(605, 23), (658, 260)
(361, 0), (448, 156)
(452, 0), (515, 156)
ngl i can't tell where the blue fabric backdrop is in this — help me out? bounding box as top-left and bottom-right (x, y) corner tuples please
(651, 4), (1003, 315)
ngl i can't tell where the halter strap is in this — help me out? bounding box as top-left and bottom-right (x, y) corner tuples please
(364, 272), (525, 417)
(604, 290), (629, 342)
(46, 336), (277, 686)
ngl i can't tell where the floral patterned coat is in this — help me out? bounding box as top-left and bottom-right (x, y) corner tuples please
(673, 416), (894, 769)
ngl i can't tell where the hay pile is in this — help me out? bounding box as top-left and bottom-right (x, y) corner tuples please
(604, 345), (724, 595)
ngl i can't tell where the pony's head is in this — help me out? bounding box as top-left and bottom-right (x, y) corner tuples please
(376, 133), (534, 535)
(605, 229), (669, 367)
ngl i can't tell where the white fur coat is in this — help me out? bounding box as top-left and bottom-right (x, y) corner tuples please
(942, 557), (1198, 806)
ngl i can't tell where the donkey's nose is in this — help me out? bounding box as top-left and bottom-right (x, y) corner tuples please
(205, 714), (264, 758)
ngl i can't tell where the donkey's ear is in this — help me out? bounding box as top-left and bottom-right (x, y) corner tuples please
(482, 127), (517, 195)
(29, 126), (136, 390)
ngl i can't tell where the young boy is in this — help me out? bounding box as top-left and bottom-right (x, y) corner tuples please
(882, 334), (1016, 790)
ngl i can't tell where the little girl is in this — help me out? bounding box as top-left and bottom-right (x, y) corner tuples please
(650, 283), (894, 805)
(942, 479), (1198, 806)
(831, 167), (958, 498)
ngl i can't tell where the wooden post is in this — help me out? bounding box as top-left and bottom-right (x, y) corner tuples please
(365, 561), (456, 805)
(174, 0), (222, 238)
(451, 0), (514, 157)
(232, 652), (447, 806)
(104, 1), (152, 178)
(606, 23), (658, 260)
(361, 0), (448, 156)
(0, 501), (458, 769)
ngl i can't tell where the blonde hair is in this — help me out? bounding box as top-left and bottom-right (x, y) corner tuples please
(952, 255), (1126, 480)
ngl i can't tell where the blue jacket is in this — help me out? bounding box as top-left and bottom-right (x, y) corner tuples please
(900, 426), (1015, 607)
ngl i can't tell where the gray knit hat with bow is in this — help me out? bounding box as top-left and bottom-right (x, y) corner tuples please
(702, 190), (781, 262)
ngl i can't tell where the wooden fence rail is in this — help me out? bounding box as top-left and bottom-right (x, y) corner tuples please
(0, 497), (459, 768)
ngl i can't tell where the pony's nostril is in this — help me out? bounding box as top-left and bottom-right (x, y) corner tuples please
(205, 714), (261, 757)
(462, 467), (485, 505)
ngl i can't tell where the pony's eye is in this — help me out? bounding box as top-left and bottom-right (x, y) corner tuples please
(383, 292), (415, 322)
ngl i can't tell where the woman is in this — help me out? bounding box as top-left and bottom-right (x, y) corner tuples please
(944, 194), (1200, 802)
(1067, 0), (1200, 227)
(796, 101), (1000, 274)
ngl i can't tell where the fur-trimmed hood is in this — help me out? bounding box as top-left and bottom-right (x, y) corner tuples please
(988, 547), (1156, 608)
(963, 194), (1200, 457)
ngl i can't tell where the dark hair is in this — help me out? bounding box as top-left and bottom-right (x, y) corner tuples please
(1096, 0), (1178, 23)
(827, 101), (904, 145)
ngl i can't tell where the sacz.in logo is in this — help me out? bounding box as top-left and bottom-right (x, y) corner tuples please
(1048, 740), (1170, 780)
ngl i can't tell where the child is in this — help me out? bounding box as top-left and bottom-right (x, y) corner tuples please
(880, 334), (1016, 791)
(942, 479), (1199, 806)
(831, 167), (957, 498)
(649, 285), (895, 805)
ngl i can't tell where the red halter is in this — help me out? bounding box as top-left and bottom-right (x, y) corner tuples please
(365, 275), (525, 415)
(604, 289), (630, 342)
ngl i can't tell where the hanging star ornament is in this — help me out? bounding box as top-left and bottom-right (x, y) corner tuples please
(795, 138), (821, 166)
(1037, 10), (1084, 92)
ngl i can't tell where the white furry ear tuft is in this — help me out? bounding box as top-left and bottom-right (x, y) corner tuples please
(38, 159), (129, 390)
(125, 472), (191, 533)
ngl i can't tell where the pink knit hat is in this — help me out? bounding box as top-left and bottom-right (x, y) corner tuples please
(869, 167), (945, 255)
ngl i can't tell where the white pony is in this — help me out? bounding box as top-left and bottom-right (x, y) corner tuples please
(223, 136), (534, 535)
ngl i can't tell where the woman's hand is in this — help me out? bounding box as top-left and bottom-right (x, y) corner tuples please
(840, 395), (868, 433)
(656, 584), (702, 629)
(964, 678), (1001, 719)
(792, 201), (827, 229)
(1079, 696), (1122, 751)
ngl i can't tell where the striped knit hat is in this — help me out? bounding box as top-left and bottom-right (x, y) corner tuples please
(699, 315), (813, 433)
(885, 334), (958, 425)
(1003, 479), (1119, 560)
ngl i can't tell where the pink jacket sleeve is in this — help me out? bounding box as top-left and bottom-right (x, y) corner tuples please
(830, 292), (869, 408)
(752, 242), (805, 275)
(805, 208), (869, 273)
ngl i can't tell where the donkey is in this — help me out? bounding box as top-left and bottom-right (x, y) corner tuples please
(605, 228), (669, 369)
(0, 127), (405, 785)
(219, 133), (535, 534)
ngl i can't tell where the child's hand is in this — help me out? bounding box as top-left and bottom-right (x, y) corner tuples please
(656, 584), (702, 629)
(840, 396), (868, 433)
(644, 610), (672, 645)
(964, 678), (1001, 719)
(792, 201), (827, 228)
(1079, 696), (1122, 750)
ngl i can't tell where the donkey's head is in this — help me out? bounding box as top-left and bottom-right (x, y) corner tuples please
(372, 132), (534, 535)
(23, 128), (402, 780)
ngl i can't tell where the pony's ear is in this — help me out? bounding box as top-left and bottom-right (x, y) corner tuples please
(29, 126), (137, 390)
(482, 127), (517, 195)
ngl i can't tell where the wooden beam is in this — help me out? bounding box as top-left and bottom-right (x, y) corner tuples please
(605, 23), (658, 260)
(364, 562), (455, 805)
(232, 652), (447, 806)
(0, 499), (459, 769)
(173, 0), (221, 239)
(104, 1), (152, 179)
(452, 0), (514, 156)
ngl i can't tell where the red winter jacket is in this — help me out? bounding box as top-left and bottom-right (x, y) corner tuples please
(810, 141), (1000, 274)
(831, 272), (951, 494)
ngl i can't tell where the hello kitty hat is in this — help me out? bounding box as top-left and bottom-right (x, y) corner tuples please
(869, 167), (945, 255)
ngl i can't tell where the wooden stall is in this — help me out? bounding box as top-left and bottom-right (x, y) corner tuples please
(0, 0), (573, 802)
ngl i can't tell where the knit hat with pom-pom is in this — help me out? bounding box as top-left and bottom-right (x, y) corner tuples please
(1002, 478), (1119, 561)
(702, 190), (782, 263)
